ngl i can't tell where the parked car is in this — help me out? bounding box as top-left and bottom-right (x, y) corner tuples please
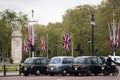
(70, 56), (105, 76)
(20, 57), (48, 76)
(48, 56), (74, 76)
(110, 56), (120, 65)
(100, 56), (120, 65)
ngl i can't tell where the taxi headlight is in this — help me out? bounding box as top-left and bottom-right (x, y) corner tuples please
(101, 66), (105, 70)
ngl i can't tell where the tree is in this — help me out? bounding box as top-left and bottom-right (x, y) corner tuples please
(0, 9), (28, 58)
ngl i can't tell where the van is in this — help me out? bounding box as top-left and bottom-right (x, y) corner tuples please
(48, 56), (74, 76)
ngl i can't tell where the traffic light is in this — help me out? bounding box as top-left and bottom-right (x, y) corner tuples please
(31, 45), (35, 51)
(77, 43), (80, 51)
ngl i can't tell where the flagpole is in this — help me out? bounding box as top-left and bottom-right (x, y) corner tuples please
(27, 24), (31, 58)
(47, 33), (48, 58)
(32, 10), (35, 57)
(72, 33), (73, 57)
(112, 12), (116, 56)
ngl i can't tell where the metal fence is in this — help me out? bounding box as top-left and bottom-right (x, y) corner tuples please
(0, 63), (21, 76)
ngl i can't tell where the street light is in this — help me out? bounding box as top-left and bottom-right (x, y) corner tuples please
(88, 38), (91, 56)
(90, 14), (95, 56)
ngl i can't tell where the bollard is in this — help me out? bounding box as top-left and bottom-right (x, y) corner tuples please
(19, 64), (21, 75)
(3, 65), (6, 76)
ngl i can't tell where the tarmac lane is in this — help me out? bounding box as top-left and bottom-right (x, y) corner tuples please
(0, 66), (120, 80)
(0, 75), (120, 80)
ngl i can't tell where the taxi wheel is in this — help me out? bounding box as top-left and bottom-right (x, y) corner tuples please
(24, 72), (29, 76)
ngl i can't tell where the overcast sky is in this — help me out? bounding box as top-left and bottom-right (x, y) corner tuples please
(0, 0), (102, 25)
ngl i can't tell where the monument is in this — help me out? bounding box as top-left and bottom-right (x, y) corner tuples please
(11, 21), (22, 63)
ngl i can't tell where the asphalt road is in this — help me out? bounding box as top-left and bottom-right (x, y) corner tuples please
(0, 66), (120, 80)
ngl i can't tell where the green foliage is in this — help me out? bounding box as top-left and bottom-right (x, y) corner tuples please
(0, 65), (19, 72)
(0, 9), (28, 58)
(1, 0), (120, 59)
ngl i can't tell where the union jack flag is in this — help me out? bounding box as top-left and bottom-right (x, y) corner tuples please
(108, 22), (120, 47)
(40, 37), (46, 52)
(108, 22), (113, 47)
(63, 33), (70, 51)
(23, 40), (28, 53)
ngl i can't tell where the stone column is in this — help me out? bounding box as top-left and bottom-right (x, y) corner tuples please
(11, 21), (22, 63)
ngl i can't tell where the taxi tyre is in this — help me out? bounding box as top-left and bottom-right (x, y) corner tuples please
(24, 72), (29, 76)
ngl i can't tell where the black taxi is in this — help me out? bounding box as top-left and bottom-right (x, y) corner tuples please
(20, 57), (48, 76)
(70, 56), (105, 76)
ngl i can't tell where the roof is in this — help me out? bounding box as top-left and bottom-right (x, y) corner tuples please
(26, 57), (47, 60)
(76, 56), (97, 59)
(51, 56), (74, 59)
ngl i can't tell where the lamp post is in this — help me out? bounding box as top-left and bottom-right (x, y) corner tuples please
(90, 14), (95, 56)
(88, 38), (91, 56)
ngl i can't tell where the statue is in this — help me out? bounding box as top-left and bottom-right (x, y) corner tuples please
(11, 21), (22, 32)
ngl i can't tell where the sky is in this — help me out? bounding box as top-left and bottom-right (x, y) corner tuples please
(0, 0), (102, 25)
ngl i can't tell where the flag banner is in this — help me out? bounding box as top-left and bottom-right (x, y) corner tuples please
(34, 31), (37, 46)
(27, 24), (32, 45)
(63, 33), (70, 51)
(40, 37), (46, 52)
(108, 21), (120, 47)
(23, 40), (28, 53)
(108, 22), (113, 47)
(117, 23), (120, 46)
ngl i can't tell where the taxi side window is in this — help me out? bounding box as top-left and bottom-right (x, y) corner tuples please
(62, 58), (73, 64)
(97, 57), (103, 64)
(85, 58), (91, 64)
(91, 58), (97, 64)
(67, 58), (73, 64)
(62, 58), (67, 64)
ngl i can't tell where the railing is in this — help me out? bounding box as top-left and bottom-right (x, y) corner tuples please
(0, 63), (21, 76)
